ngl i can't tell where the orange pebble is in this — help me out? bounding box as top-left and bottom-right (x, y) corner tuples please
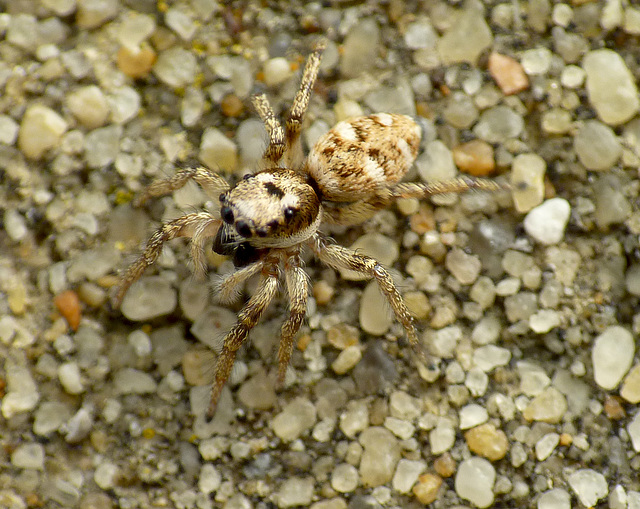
(488, 52), (529, 96)
(453, 139), (495, 177)
(54, 290), (82, 331)
(117, 44), (157, 79)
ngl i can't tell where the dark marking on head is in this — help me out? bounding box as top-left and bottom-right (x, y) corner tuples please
(264, 181), (285, 198)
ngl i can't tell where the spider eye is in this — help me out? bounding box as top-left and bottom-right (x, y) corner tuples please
(219, 193), (226, 202)
(284, 207), (296, 220)
(221, 206), (234, 224)
(236, 220), (252, 238)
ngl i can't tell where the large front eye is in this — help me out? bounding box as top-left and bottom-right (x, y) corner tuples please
(236, 220), (252, 238)
(221, 206), (234, 224)
(284, 207), (296, 220)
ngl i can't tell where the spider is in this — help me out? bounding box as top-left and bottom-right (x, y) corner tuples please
(112, 42), (504, 419)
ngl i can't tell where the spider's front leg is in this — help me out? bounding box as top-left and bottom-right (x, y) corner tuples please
(311, 235), (427, 361)
(277, 249), (309, 385)
(112, 212), (220, 308)
(208, 257), (279, 419)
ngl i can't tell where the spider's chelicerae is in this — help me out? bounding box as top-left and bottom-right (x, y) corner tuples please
(113, 42), (504, 418)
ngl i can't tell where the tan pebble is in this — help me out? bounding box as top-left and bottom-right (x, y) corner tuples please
(488, 52), (529, 95)
(117, 44), (157, 79)
(433, 453), (456, 477)
(621, 364), (640, 403)
(409, 203), (435, 234)
(603, 395), (626, 420)
(559, 433), (572, 447)
(54, 290), (82, 331)
(452, 140), (495, 177)
(404, 291), (431, 320)
(327, 323), (360, 350)
(221, 94), (244, 117)
(77, 282), (107, 307)
(8, 284), (27, 315)
(297, 333), (312, 352)
(181, 348), (215, 386)
(412, 473), (442, 504)
(464, 423), (509, 461)
(313, 280), (335, 306)
(331, 346), (362, 374)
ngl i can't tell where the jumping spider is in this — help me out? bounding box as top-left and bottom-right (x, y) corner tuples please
(113, 42), (503, 418)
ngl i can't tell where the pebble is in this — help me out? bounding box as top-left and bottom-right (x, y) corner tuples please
(592, 326), (634, 390)
(437, 2), (493, 64)
(459, 403), (489, 429)
(331, 464), (359, 493)
(473, 105), (524, 143)
(488, 53), (529, 95)
(76, 0), (118, 28)
(443, 93), (479, 129)
(153, 47), (198, 88)
(428, 325), (462, 358)
(473, 345), (511, 372)
(416, 140), (457, 183)
(116, 45), (157, 79)
(34, 401), (72, 436)
(412, 473), (442, 504)
(263, 57), (293, 87)
(541, 108), (572, 135)
(567, 469), (608, 507)
(510, 153), (546, 213)
(340, 18), (380, 78)
(84, 124), (122, 169)
(583, 49), (639, 125)
(523, 198), (571, 245)
(523, 387), (568, 423)
(465, 423), (509, 461)
(58, 362), (84, 394)
(359, 281), (393, 336)
(537, 488), (571, 509)
(120, 277), (177, 321)
(107, 86), (141, 124)
(358, 427), (401, 487)
(392, 459), (425, 494)
(455, 457), (496, 508)
(54, 290), (82, 331)
(11, 443), (45, 470)
(341, 233), (399, 281)
(198, 464), (222, 495)
(332, 346), (362, 374)
(535, 433), (560, 461)
(574, 120), (622, 170)
(66, 86), (109, 129)
(18, 104), (68, 160)
(384, 416), (414, 440)
(199, 127), (238, 173)
(4, 210), (27, 242)
(389, 391), (421, 421)
(339, 399), (369, 438)
(64, 406), (93, 443)
(327, 324), (359, 350)
(0, 114), (18, 145)
(521, 47), (552, 75)
(529, 309), (561, 333)
(621, 365), (640, 403)
(237, 370), (276, 410)
(628, 412), (640, 452)
(2, 358), (40, 419)
(113, 367), (157, 394)
(452, 140), (495, 177)
(445, 248), (482, 285)
(276, 477), (314, 508)
(165, 6), (197, 40)
(94, 461), (119, 490)
(429, 423), (455, 455)
(270, 398), (317, 441)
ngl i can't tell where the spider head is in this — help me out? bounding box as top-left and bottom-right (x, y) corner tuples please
(217, 169), (321, 249)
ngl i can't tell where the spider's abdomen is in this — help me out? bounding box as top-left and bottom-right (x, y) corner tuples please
(305, 113), (421, 202)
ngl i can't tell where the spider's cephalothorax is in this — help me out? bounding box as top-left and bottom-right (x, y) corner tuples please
(113, 42), (505, 419)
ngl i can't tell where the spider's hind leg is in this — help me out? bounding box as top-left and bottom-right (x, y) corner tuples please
(311, 234), (430, 363)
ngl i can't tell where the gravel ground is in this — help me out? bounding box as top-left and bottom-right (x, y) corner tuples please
(2, 1), (640, 508)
